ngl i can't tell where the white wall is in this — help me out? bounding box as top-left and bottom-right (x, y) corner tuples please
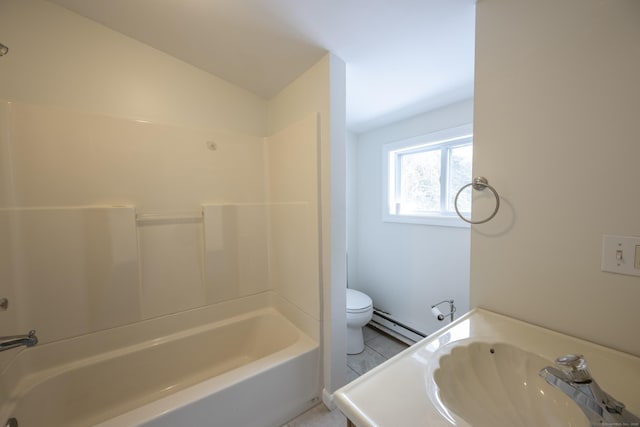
(346, 131), (358, 285)
(0, 0), (266, 135)
(472, 0), (640, 356)
(350, 99), (473, 335)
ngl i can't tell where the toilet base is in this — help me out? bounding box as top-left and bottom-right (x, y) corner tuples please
(347, 326), (365, 354)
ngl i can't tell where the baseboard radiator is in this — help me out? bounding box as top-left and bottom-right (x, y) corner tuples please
(369, 308), (427, 345)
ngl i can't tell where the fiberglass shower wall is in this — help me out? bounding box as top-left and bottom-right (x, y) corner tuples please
(0, 100), (321, 355)
(0, 100), (266, 342)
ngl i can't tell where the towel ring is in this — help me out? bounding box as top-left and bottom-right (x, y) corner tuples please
(454, 176), (500, 224)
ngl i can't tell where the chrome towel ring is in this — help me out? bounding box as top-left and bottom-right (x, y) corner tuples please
(454, 176), (500, 224)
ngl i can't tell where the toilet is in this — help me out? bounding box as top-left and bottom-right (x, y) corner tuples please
(346, 288), (374, 355)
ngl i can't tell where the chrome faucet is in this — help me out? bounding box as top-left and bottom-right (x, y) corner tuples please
(0, 330), (38, 352)
(539, 354), (640, 427)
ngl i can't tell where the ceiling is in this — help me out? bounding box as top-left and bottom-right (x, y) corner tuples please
(48, 0), (476, 133)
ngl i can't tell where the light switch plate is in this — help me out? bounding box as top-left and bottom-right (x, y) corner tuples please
(602, 235), (640, 277)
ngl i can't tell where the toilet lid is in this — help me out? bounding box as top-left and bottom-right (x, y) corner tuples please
(346, 288), (372, 311)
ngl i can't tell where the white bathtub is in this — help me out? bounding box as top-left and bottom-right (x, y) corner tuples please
(0, 304), (320, 427)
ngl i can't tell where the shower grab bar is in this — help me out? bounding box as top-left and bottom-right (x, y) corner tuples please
(135, 211), (203, 224)
(454, 176), (500, 225)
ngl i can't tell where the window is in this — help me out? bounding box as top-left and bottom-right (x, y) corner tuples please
(382, 124), (473, 227)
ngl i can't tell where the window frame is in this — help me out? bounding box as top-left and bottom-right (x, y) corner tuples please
(382, 124), (473, 228)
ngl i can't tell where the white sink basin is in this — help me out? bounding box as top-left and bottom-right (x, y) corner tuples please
(431, 341), (589, 427)
(334, 309), (640, 427)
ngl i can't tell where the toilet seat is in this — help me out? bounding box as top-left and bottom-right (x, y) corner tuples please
(347, 289), (372, 313)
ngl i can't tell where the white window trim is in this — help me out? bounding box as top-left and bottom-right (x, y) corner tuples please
(382, 124), (472, 228)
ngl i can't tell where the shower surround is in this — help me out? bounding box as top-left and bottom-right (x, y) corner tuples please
(0, 100), (323, 424)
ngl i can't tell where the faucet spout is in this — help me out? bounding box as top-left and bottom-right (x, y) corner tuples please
(539, 354), (640, 427)
(0, 330), (38, 352)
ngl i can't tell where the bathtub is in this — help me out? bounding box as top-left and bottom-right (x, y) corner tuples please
(0, 304), (320, 427)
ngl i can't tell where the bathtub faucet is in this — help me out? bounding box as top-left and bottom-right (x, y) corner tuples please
(0, 330), (38, 352)
(539, 354), (640, 427)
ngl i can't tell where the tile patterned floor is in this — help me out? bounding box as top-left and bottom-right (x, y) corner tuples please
(282, 325), (410, 427)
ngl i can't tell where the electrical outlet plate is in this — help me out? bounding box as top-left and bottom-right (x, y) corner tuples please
(601, 235), (640, 277)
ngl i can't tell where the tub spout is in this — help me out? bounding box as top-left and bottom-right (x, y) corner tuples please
(0, 330), (38, 352)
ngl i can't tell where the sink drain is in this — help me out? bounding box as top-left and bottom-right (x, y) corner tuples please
(5, 418), (17, 427)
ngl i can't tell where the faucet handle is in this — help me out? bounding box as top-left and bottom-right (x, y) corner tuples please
(555, 354), (592, 383)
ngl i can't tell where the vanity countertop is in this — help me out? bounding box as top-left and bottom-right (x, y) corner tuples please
(333, 308), (640, 427)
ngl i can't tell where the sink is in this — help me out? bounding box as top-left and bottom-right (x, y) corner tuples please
(431, 341), (589, 427)
(334, 309), (640, 427)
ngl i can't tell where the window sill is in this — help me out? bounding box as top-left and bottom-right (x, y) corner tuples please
(382, 213), (470, 228)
